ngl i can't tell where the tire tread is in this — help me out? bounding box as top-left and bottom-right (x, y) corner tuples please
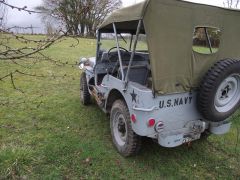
(110, 100), (142, 157)
(80, 72), (91, 105)
(197, 59), (240, 122)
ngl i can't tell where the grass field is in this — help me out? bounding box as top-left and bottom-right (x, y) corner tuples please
(0, 35), (240, 179)
(193, 46), (218, 54)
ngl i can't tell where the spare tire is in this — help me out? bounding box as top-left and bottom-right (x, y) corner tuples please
(197, 59), (240, 122)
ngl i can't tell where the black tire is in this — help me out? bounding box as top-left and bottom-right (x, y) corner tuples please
(110, 100), (141, 157)
(197, 59), (240, 122)
(80, 72), (91, 105)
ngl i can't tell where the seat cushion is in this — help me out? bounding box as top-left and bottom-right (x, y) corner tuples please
(119, 65), (149, 85)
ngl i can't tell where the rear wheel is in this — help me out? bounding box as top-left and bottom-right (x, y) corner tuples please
(80, 72), (91, 105)
(198, 59), (240, 122)
(110, 100), (141, 157)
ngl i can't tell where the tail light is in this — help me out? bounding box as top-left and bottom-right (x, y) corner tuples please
(131, 114), (137, 123)
(148, 119), (156, 127)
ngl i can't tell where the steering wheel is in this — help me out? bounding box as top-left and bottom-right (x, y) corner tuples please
(107, 47), (129, 57)
(107, 47), (128, 74)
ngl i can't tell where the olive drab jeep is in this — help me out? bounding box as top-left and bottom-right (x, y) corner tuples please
(79, 0), (240, 157)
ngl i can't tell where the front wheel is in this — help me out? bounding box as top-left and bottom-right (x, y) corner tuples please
(80, 72), (91, 105)
(110, 100), (142, 157)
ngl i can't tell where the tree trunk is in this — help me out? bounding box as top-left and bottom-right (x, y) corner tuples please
(88, 24), (95, 37)
(80, 24), (85, 36)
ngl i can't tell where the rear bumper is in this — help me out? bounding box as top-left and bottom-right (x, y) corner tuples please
(157, 121), (231, 148)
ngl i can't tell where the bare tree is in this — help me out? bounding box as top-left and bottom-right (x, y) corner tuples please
(86, 0), (122, 36)
(0, 0), (76, 98)
(0, 0), (7, 28)
(1, 0), (118, 106)
(223, 0), (240, 8)
(0, 0), (74, 60)
(45, 22), (57, 36)
(36, 0), (122, 37)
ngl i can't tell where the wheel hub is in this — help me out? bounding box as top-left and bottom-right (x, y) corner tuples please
(118, 122), (126, 134)
(220, 85), (231, 99)
(215, 74), (240, 113)
(113, 113), (127, 146)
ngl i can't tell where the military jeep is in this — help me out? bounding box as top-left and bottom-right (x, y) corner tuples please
(79, 0), (240, 157)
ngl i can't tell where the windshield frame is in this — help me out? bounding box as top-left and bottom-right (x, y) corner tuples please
(96, 20), (143, 87)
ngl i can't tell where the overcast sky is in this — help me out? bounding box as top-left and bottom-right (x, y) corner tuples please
(5, 0), (229, 33)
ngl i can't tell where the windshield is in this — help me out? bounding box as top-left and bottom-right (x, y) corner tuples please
(100, 33), (148, 52)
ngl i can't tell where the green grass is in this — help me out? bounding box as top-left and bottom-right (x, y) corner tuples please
(0, 35), (240, 179)
(193, 46), (218, 54)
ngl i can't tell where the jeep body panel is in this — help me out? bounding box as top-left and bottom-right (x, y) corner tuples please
(79, 0), (238, 149)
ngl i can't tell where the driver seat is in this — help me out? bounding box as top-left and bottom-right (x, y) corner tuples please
(101, 52), (109, 62)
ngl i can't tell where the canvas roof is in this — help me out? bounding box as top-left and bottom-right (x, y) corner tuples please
(98, 0), (240, 94)
(98, 1), (148, 33)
